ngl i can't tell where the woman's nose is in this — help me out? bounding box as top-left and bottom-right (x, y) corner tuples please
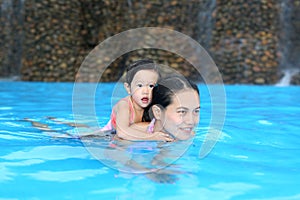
(185, 112), (199, 125)
(185, 113), (194, 124)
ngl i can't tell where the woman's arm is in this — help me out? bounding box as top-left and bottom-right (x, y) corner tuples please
(116, 121), (173, 141)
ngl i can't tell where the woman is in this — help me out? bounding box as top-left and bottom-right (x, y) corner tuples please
(128, 75), (200, 141)
(99, 75), (200, 183)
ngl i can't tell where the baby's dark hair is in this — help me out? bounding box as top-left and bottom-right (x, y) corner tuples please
(143, 75), (199, 121)
(125, 59), (160, 84)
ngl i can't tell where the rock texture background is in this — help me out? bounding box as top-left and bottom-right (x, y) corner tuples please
(1, 0), (300, 84)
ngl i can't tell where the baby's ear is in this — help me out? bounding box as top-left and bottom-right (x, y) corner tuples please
(124, 82), (131, 95)
(152, 105), (162, 120)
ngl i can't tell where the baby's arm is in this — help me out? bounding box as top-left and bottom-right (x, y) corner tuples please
(114, 101), (173, 141)
(130, 123), (174, 141)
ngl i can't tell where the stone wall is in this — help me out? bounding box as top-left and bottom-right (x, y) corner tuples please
(21, 0), (82, 81)
(1, 0), (299, 84)
(74, 0), (205, 82)
(211, 0), (280, 84)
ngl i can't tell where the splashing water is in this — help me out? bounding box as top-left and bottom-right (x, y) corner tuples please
(276, 69), (299, 86)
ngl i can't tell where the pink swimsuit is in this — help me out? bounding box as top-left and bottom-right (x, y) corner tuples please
(101, 97), (135, 131)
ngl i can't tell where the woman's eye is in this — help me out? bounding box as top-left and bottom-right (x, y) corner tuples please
(177, 110), (187, 114)
(193, 109), (200, 114)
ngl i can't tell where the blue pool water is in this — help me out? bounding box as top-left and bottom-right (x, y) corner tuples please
(1, 82), (300, 199)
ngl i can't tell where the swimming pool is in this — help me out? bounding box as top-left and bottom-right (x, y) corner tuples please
(1, 81), (299, 199)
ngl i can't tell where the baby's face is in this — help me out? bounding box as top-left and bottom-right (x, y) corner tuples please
(129, 69), (159, 108)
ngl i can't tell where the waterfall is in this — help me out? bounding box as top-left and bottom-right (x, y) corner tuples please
(276, 69), (300, 86)
(197, 0), (216, 50)
(277, 0), (300, 85)
(0, 0), (24, 80)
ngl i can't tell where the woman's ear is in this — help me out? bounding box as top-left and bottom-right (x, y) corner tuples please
(152, 105), (162, 120)
(124, 82), (131, 95)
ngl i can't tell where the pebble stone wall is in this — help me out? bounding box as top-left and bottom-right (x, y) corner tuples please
(1, 0), (299, 84)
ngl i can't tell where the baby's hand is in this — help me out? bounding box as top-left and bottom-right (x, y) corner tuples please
(153, 131), (174, 142)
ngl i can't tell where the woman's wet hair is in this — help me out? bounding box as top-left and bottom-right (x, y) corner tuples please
(125, 59), (160, 85)
(143, 75), (199, 121)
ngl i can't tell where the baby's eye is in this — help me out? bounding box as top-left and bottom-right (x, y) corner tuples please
(137, 83), (143, 88)
(148, 84), (155, 88)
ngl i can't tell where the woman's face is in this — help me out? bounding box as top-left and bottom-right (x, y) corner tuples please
(160, 89), (200, 140)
